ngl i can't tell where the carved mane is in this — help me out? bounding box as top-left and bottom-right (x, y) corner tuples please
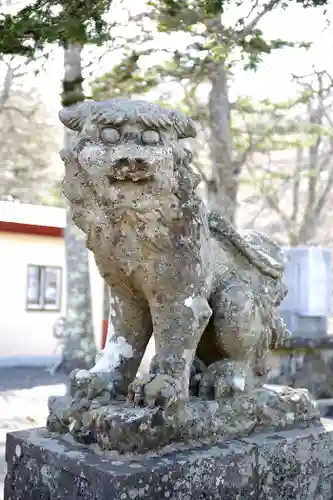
(59, 98), (197, 140)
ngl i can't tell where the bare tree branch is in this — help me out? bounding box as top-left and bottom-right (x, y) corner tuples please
(235, 0), (281, 39)
(0, 56), (60, 204)
(239, 69), (333, 245)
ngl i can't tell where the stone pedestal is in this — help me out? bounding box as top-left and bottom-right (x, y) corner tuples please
(4, 420), (333, 500)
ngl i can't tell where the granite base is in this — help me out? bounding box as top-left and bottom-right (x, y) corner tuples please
(4, 420), (333, 499)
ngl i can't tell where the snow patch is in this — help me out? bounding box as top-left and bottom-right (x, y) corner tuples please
(137, 336), (155, 377)
(15, 445), (22, 457)
(184, 296), (193, 308)
(91, 336), (133, 373)
(75, 369), (91, 380)
(232, 375), (245, 391)
(184, 295), (212, 327)
(182, 349), (193, 364)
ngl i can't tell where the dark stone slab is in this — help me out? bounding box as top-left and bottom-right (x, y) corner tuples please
(243, 420), (333, 499)
(4, 420), (333, 500)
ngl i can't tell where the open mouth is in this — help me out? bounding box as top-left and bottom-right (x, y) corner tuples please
(106, 159), (153, 185)
(106, 175), (151, 186)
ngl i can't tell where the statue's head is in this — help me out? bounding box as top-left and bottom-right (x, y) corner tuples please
(59, 98), (197, 185)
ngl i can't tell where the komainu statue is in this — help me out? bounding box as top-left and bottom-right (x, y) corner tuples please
(47, 98), (319, 452)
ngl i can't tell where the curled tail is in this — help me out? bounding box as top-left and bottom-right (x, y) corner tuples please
(208, 211), (286, 279)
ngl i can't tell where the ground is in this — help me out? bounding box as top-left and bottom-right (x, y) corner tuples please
(0, 367), (67, 499)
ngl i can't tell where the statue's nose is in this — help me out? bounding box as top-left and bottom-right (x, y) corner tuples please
(123, 131), (139, 140)
(115, 158), (134, 168)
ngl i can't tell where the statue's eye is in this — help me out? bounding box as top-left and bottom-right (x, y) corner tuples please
(100, 127), (120, 144)
(142, 130), (160, 145)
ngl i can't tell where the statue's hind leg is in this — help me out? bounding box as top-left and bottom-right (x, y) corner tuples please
(199, 281), (263, 399)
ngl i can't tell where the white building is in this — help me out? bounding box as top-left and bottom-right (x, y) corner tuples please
(0, 201), (105, 367)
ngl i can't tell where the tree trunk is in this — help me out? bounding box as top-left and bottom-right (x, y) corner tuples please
(55, 43), (97, 374)
(208, 60), (238, 223)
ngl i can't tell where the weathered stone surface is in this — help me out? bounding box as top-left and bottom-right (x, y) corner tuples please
(48, 97), (296, 449)
(243, 419), (333, 499)
(5, 421), (333, 499)
(47, 384), (320, 453)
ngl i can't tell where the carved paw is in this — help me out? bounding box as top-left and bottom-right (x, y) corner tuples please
(199, 361), (247, 400)
(128, 373), (183, 408)
(69, 369), (113, 401)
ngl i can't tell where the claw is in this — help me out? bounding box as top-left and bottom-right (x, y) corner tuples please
(69, 369), (111, 401)
(128, 374), (182, 408)
(128, 374), (155, 406)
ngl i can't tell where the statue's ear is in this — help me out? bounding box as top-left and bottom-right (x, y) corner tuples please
(58, 100), (94, 132)
(176, 117), (197, 139)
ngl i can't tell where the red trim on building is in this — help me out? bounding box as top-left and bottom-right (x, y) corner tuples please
(101, 319), (108, 349)
(0, 221), (64, 238)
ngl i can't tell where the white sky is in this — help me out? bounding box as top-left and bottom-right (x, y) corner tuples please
(5, 0), (333, 123)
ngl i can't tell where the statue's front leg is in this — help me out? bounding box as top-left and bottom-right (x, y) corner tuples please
(72, 284), (153, 400)
(128, 289), (212, 408)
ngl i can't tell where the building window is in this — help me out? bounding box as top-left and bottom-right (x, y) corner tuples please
(26, 265), (62, 311)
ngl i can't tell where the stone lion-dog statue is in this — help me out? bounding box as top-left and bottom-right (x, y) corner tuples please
(47, 98), (317, 452)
